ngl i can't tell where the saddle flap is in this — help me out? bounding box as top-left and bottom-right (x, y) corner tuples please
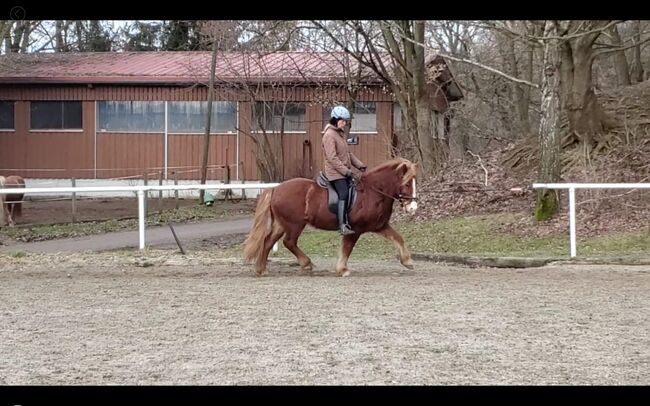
(315, 172), (357, 215)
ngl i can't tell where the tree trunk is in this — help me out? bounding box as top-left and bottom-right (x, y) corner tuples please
(609, 24), (631, 86)
(0, 21), (9, 54)
(199, 39), (218, 202)
(10, 22), (25, 53)
(519, 22), (540, 136)
(55, 21), (65, 52)
(559, 25), (608, 145)
(412, 21), (447, 173)
(499, 29), (530, 136)
(75, 21), (85, 52)
(630, 20), (645, 83)
(535, 21), (563, 222)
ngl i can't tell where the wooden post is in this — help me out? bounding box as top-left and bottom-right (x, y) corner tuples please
(240, 161), (246, 200)
(158, 170), (163, 214)
(173, 171), (179, 210)
(225, 148), (231, 201)
(71, 177), (77, 223)
(224, 164), (231, 202)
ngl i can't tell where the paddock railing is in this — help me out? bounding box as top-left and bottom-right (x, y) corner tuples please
(0, 183), (279, 250)
(532, 183), (650, 258)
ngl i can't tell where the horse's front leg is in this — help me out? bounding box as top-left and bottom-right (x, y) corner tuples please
(336, 232), (361, 277)
(376, 224), (413, 269)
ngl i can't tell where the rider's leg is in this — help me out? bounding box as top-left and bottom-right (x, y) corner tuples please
(331, 178), (354, 235)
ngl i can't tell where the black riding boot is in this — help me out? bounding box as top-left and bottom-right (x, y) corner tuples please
(337, 200), (355, 235)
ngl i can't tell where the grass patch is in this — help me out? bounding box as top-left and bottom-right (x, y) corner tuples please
(222, 213), (650, 259)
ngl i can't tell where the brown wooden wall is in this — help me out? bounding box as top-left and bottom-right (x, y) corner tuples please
(0, 84), (396, 181)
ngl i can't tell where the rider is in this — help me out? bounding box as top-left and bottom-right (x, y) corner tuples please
(322, 105), (367, 235)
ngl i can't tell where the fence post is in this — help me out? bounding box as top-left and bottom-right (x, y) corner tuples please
(569, 187), (577, 258)
(71, 177), (77, 223)
(138, 189), (146, 250)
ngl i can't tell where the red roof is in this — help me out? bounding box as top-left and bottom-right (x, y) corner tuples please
(0, 51), (381, 85)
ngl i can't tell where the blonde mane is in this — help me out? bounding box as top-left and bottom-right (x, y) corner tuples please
(368, 158), (417, 185)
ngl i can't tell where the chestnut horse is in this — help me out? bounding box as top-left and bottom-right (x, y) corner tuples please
(243, 158), (418, 277)
(0, 175), (26, 227)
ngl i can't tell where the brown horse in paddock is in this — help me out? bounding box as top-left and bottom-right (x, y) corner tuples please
(0, 175), (26, 227)
(243, 158), (418, 277)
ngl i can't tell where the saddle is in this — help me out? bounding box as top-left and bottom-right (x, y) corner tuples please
(316, 172), (357, 215)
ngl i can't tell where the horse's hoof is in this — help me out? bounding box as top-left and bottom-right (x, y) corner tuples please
(256, 269), (269, 277)
(339, 270), (351, 277)
(301, 262), (313, 271)
(402, 261), (414, 270)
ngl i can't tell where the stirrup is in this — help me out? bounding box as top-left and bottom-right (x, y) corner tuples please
(339, 224), (355, 235)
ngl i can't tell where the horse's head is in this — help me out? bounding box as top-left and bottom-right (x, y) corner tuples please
(362, 158), (418, 214)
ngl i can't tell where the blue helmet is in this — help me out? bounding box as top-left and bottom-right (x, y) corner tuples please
(331, 105), (351, 120)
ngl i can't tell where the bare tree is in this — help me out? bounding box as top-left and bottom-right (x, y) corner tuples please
(535, 21), (563, 221)
(312, 20), (453, 175)
(1, 20), (39, 54)
(629, 20), (645, 83)
(606, 24), (631, 86)
(197, 21), (240, 201)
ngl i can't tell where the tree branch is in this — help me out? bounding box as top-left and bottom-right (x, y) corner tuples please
(489, 20), (623, 42)
(592, 34), (650, 58)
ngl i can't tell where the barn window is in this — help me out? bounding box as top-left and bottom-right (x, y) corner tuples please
(167, 101), (237, 134)
(253, 102), (306, 133)
(30, 101), (82, 130)
(97, 101), (164, 132)
(0, 101), (14, 130)
(323, 102), (377, 134)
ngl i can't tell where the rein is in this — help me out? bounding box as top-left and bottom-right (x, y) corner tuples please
(357, 177), (417, 203)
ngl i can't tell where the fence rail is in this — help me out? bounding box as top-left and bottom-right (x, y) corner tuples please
(0, 183), (279, 249)
(532, 183), (650, 257)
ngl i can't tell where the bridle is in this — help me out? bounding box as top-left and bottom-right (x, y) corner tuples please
(355, 177), (418, 204)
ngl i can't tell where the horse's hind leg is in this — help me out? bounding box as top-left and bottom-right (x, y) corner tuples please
(336, 233), (361, 277)
(255, 226), (284, 277)
(280, 221), (313, 272)
(376, 224), (413, 269)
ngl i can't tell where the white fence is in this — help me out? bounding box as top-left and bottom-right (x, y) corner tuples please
(22, 179), (262, 198)
(532, 183), (650, 257)
(0, 183), (279, 250)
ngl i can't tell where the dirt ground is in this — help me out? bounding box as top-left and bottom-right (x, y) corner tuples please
(11, 197), (251, 226)
(0, 252), (648, 385)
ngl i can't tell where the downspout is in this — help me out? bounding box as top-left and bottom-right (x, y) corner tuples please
(236, 101), (240, 180)
(164, 101), (168, 180)
(94, 101), (97, 179)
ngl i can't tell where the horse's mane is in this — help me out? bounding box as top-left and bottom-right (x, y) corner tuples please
(366, 158), (417, 185)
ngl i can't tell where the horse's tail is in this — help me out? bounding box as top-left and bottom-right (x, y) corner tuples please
(243, 188), (277, 264)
